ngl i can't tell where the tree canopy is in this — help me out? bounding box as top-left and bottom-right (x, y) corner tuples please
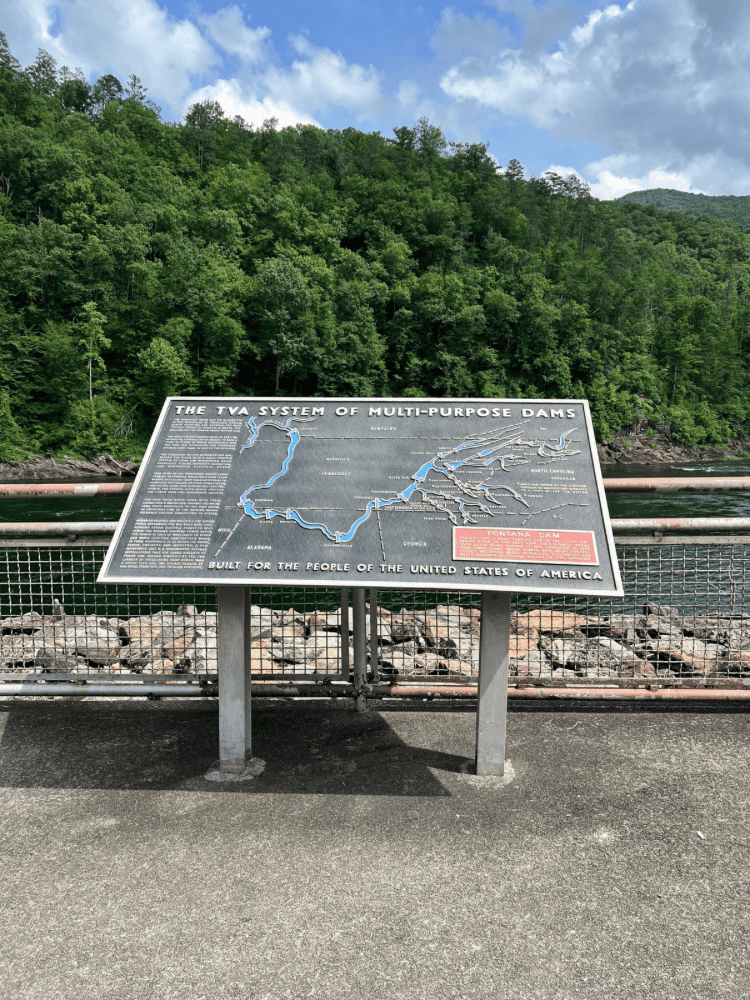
(617, 188), (750, 232)
(1, 34), (748, 461)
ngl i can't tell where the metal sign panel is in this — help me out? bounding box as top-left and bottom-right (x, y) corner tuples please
(98, 397), (623, 596)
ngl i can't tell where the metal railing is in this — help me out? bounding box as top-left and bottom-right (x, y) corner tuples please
(2, 472), (750, 695)
(1, 531), (749, 695)
(2, 477), (750, 498)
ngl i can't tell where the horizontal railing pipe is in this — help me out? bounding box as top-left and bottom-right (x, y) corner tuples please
(0, 682), (355, 698)
(603, 477), (750, 492)
(3, 517), (750, 539)
(3, 682), (750, 701)
(0, 482), (134, 499)
(0, 522), (120, 536)
(610, 517), (750, 533)
(2, 477), (750, 501)
(0, 683), (206, 697)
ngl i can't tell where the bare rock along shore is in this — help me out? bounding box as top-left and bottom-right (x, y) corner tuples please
(3, 431), (750, 481)
(597, 431), (750, 466)
(0, 453), (138, 481)
(2, 600), (749, 681)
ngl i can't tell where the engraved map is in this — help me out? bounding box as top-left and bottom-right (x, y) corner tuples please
(98, 398), (622, 595)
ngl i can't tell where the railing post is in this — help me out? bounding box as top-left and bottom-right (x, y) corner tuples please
(340, 588), (350, 681)
(475, 591), (511, 776)
(352, 586), (367, 712)
(369, 587), (379, 682)
(217, 585), (248, 773)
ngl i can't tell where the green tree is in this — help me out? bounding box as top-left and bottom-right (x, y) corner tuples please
(505, 158), (524, 206)
(91, 74), (123, 113)
(183, 99), (224, 169)
(77, 301), (110, 400)
(0, 31), (21, 73)
(58, 76), (92, 115)
(24, 49), (59, 96)
(136, 337), (194, 412)
(414, 117), (447, 157)
(249, 257), (315, 394)
(124, 74), (161, 116)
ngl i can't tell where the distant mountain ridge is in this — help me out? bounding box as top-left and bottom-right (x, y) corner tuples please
(616, 188), (750, 230)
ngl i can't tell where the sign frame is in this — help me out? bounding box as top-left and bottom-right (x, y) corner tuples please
(97, 396), (623, 598)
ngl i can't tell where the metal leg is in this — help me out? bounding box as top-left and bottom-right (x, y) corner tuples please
(475, 591), (511, 776)
(352, 586), (368, 712)
(340, 588), (350, 681)
(369, 587), (379, 682)
(217, 585), (248, 773)
(243, 587), (252, 759)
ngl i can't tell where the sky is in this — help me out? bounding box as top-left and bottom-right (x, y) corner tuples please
(4, 0), (750, 199)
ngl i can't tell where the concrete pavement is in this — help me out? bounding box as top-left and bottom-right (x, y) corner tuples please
(0, 695), (748, 999)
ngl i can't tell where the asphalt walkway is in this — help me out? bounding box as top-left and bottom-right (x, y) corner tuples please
(0, 695), (748, 999)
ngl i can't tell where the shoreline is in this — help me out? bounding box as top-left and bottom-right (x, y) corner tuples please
(597, 432), (750, 466)
(0, 453), (138, 482)
(1, 434), (749, 482)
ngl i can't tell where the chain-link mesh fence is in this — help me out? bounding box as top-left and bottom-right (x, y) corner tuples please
(1, 542), (749, 687)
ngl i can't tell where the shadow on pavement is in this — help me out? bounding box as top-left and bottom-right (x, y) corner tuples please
(0, 697), (472, 795)
(2, 694), (746, 796)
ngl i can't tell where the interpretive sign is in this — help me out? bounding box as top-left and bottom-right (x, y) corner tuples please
(98, 397), (623, 595)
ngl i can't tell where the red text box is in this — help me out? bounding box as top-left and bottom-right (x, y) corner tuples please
(453, 527), (599, 565)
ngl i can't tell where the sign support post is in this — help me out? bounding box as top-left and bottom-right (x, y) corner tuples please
(352, 587), (368, 712)
(243, 587), (253, 760)
(217, 585), (250, 773)
(475, 590), (512, 776)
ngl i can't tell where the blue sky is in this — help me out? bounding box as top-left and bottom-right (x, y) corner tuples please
(5, 0), (749, 197)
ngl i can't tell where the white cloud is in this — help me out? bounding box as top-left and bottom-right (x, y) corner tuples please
(440, 2), (640, 132)
(582, 154), (711, 199)
(6, 0), (219, 109)
(197, 5), (271, 62)
(184, 78), (320, 129)
(543, 163), (579, 179)
(263, 36), (382, 117)
(397, 80), (420, 107)
(486, 0), (599, 54)
(430, 8), (514, 61)
(186, 35), (384, 127)
(440, 0), (750, 195)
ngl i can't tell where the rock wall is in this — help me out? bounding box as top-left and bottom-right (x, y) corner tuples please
(597, 431), (750, 466)
(2, 601), (749, 681)
(0, 453), (138, 481)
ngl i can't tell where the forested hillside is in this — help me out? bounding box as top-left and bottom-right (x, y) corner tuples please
(1, 35), (749, 462)
(617, 188), (750, 231)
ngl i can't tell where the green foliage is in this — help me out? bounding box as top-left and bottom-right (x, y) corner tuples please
(77, 300), (110, 400)
(136, 337), (195, 413)
(0, 31), (748, 459)
(618, 188), (750, 231)
(0, 388), (30, 461)
(0, 32), (21, 74)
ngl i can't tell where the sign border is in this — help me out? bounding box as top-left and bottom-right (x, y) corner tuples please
(97, 396), (624, 597)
